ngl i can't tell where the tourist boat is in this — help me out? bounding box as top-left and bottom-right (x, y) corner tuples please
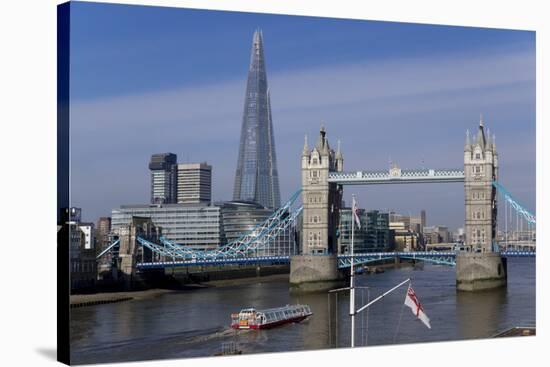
(231, 304), (312, 329)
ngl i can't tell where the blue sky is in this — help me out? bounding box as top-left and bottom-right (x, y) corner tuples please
(69, 1), (536, 230)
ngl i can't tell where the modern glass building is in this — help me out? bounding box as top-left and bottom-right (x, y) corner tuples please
(220, 201), (295, 255)
(112, 204), (223, 251)
(219, 201), (274, 243)
(111, 200), (296, 255)
(149, 153), (178, 204)
(233, 29), (281, 209)
(365, 210), (391, 252)
(338, 207), (368, 254)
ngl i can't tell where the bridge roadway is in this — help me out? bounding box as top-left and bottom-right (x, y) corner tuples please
(135, 251), (535, 270)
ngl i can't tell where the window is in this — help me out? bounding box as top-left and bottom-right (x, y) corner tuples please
(475, 166), (480, 173)
(476, 153), (481, 159)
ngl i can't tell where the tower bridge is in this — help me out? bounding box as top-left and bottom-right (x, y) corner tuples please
(290, 118), (534, 292)
(98, 119), (535, 292)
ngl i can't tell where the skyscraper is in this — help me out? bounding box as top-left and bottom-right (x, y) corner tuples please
(149, 153), (177, 204)
(233, 29), (281, 209)
(177, 162), (212, 204)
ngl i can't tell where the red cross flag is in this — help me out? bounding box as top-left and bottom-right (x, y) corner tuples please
(352, 196), (361, 230)
(404, 285), (431, 329)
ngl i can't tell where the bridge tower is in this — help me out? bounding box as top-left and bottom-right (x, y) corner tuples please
(457, 116), (507, 291)
(114, 216), (161, 290)
(290, 126), (344, 292)
(300, 126), (343, 255)
(464, 116), (498, 252)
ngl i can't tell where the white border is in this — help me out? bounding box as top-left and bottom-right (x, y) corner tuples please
(0, 1), (547, 366)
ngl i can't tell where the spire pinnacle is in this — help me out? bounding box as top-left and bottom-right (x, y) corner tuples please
(465, 129), (471, 151)
(316, 124), (327, 151)
(476, 116), (486, 147)
(336, 139), (343, 160)
(302, 134), (309, 156)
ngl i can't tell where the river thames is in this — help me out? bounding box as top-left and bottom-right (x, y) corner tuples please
(71, 257), (535, 364)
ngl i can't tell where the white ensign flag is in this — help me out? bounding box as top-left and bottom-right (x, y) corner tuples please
(352, 196), (361, 229)
(404, 285), (431, 329)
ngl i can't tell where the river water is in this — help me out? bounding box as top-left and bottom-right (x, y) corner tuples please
(70, 257), (535, 364)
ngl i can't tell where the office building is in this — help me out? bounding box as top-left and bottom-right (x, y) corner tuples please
(60, 207), (97, 291)
(177, 162), (212, 204)
(95, 217), (111, 250)
(111, 200), (290, 254)
(220, 201), (273, 243)
(365, 210), (390, 252)
(149, 153), (178, 204)
(420, 209), (427, 231)
(337, 207), (368, 254)
(233, 29), (281, 209)
(220, 201), (291, 255)
(390, 221), (419, 252)
(423, 225), (451, 244)
(112, 203), (223, 251)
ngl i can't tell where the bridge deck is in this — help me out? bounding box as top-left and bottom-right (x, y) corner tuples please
(135, 251), (534, 270)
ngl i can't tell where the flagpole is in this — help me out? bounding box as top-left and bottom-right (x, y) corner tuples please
(350, 195), (356, 348)
(356, 278), (411, 315)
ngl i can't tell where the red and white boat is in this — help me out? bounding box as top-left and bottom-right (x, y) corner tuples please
(231, 304), (312, 329)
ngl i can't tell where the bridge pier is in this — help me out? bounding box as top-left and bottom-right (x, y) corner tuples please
(289, 255), (344, 293)
(114, 216), (162, 290)
(456, 252), (507, 291)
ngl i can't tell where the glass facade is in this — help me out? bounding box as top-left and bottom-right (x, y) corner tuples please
(365, 210), (391, 252)
(233, 29), (281, 209)
(338, 208), (368, 254)
(111, 201), (296, 254)
(220, 201), (274, 243)
(149, 153), (177, 204)
(112, 204), (223, 251)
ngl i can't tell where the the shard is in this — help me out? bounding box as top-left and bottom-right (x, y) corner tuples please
(233, 29), (281, 209)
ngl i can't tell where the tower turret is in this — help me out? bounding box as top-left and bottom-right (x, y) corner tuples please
(302, 134), (309, 156)
(464, 129), (472, 152)
(335, 140), (344, 172)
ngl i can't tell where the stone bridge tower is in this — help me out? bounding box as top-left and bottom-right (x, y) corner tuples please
(464, 116), (498, 252)
(300, 126), (343, 255)
(458, 116), (506, 291)
(114, 216), (161, 289)
(290, 126), (344, 293)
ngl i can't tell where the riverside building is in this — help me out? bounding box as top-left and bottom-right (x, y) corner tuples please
(177, 162), (212, 204)
(149, 153), (178, 204)
(111, 201), (288, 253)
(112, 203), (223, 251)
